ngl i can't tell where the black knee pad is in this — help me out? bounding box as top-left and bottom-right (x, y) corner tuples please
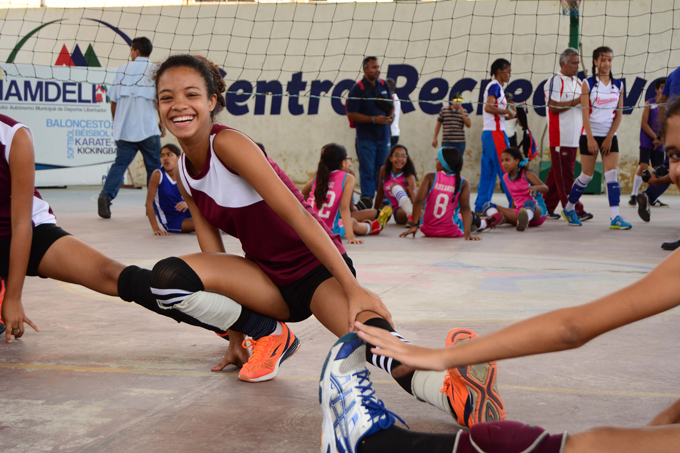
(118, 265), (149, 303)
(149, 257), (204, 306)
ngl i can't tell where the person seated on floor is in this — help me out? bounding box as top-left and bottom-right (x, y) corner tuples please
(145, 143), (195, 235)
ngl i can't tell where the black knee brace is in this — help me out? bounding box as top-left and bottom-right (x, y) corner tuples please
(149, 257), (204, 307)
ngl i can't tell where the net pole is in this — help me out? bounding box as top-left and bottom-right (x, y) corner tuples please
(569, 10), (580, 49)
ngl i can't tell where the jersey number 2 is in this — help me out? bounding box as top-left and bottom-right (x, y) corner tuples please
(318, 192), (337, 218)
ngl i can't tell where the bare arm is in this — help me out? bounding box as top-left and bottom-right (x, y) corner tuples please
(548, 97), (582, 114)
(525, 170), (549, 194)
(338, 174), (361, 244)
(176, 174), (225, 253)
(347, 111), (391, 125)
(641, 102), (657, 140)
(110, 102), (117, 121)
(581, 83), (594, 140)
(372, 166), (386, 209)
(145, 170), (168, 236)
(433, 120), (442, 147)
(484, 95), (515, 117)
(649, 399), (680, 426)
(300, 177), (315, 200)
(607, 94), (624, 137)
(2, 128), (39, 342)
(405, 174), (417, 201)
(459, 180), (479, 241)
(213, 130), (392, 327)
(400, 173), (433, 238)
(356, 247), (680, 371)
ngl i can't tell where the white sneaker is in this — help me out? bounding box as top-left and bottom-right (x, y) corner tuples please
(319, 333), (405, 453)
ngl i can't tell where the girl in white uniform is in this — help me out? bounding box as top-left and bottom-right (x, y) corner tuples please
(562, 46), (631, 229)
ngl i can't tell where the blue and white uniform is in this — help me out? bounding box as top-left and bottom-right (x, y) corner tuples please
(153, 168), (192, 233)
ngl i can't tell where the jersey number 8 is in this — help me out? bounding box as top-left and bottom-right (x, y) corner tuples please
(433, 193), (448, 219)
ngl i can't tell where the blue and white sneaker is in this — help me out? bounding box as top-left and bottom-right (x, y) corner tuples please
(561, 209), (582, 226)
(319, 333), (406, 453)
(610, 215), (632, 230)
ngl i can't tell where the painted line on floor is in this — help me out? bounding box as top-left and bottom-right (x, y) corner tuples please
(2, 362), (678, 399)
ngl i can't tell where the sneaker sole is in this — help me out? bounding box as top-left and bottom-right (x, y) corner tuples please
(319, 333), (362, 453)
(579, 214), (593, 221)
(446, 329), (505, 427)
(516, 209), (529, 232)
(637, 195), (650, 222)
(610, 225), (632, 230)
(239, 335), (301, 383)
(651, 204), (670, 208)
(97, 196), (111, 219)
(377, 207), (393, 229)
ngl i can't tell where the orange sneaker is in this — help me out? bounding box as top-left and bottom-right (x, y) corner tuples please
(440, 328), (505, 427)
(238, 322), (301, 383)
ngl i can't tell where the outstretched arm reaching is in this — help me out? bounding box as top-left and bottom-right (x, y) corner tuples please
(356, 248), (680, 371)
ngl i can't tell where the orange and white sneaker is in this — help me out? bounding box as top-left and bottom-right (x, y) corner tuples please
(238, 322), (301, 383)
(441, 328), (506, 427)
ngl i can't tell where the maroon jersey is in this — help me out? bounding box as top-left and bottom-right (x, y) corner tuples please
(177, 124), (346, 286)
(0, 114), (56, 241)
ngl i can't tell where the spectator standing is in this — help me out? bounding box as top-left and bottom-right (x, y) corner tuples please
(387, 78), (401, 147)
(432, 94), (471, 153)
(98, 37), (162, 219)
(474, 58), (515, 214)
(346, 57), (394, 204)
(543, 47), (591, 221)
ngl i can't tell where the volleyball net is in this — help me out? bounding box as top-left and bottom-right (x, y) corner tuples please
(0, 0), (678, 116)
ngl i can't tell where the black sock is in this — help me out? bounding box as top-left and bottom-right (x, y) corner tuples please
(230, 306), (278, 340)
(363, 317), (415, 395)
(357, 426), (456, 453)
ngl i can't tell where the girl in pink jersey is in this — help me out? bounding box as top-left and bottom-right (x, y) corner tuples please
(304, 143), (390, 244)
(401, 147), (502, 239)
(150, 54), (504, 421)
(374, 145), (417, 225)
(483, 147), (548, 232)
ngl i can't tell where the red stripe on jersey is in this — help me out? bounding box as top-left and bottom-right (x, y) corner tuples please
(491, 130), (509, 173)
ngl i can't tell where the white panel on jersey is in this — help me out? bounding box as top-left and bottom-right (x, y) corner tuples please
(179, 135), (264, 209)
(32, 196), (56, 227)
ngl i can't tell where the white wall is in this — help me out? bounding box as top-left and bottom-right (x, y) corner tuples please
(1, 0), (679, 189)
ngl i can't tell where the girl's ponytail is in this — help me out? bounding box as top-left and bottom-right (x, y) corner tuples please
(440, 147), (464, 205)
(313, 143), (347, 210)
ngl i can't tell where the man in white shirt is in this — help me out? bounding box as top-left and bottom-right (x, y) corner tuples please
(98, 37), (162, 219)
(543, 47), (592, 221)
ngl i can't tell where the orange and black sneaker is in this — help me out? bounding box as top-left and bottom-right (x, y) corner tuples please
(440, 328), (505, 428)
(238, 322), (301, 383)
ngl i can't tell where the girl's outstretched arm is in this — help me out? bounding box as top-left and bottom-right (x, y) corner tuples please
(405, 174), (417, 201)
(356, 248), (680, 370)
(3, 128), (39, 342)
(400, 172), (433, 238)
(213, 130), (392, 329)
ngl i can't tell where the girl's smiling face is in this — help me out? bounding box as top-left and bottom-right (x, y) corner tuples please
(501, 152), (519, 174)
(156, 66), (217, 141)
(390, 147), (408, 171)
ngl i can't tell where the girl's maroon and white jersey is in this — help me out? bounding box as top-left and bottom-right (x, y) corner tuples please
(177, 124), (346, 286)
(0, 114), (56, 241)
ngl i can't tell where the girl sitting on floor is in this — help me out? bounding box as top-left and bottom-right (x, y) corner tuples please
(374, 144), (417, 226)
(401, 147), (502, 240)
(483, 147), (548, 232)
(304, 143), (391, 244)
(145, 143), (195, 235)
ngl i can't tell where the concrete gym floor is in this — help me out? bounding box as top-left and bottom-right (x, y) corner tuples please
(1, 187), (679, 452)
